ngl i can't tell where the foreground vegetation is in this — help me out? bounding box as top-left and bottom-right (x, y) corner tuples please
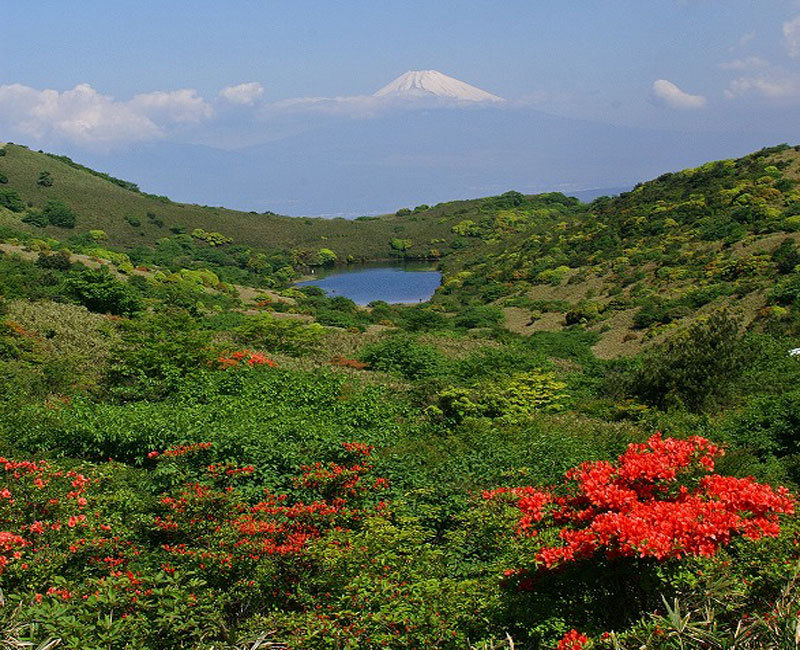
(1, 143), (800, 648)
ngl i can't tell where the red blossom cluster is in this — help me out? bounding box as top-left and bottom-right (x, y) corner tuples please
(485, 435), (795, 569)
(217, 350), (278, 369)
(556, 629), (589, 650)
(0, 456), (130, 587)
(155, 442), (389, 585)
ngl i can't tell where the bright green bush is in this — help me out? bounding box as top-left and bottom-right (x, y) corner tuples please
(235, 314), (324, 356)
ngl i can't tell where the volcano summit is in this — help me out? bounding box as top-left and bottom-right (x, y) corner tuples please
(373, 69), (504, 102)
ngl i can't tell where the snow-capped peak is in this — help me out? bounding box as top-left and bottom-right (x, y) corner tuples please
(373, 70), (504, 103)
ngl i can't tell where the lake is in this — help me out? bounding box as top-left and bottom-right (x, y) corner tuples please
(295, 262), (441, 305)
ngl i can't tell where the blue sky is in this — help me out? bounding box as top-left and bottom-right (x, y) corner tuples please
(3, 1), (800, 213)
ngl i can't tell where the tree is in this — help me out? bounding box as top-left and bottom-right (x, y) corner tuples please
(629, 309), (747, 412)
(314, 248), (338, 266)
(0, 188), (24, 212)
(41, 200), (76, 228)
(390, 238), (412, 252)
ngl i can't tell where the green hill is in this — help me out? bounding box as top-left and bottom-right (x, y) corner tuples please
(433, 144), (800, 355)
(0, 142), (519, 262)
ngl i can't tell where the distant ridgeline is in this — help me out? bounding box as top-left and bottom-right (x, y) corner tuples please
(2, 141), (800, 348)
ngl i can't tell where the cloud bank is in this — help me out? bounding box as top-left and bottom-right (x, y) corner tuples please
(0, 83), (212, 149)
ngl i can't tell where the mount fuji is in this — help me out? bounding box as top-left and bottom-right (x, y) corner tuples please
(374, 70), (504, 103)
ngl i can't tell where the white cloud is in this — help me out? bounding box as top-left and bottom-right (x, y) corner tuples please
(0, 83), (212, 148)
(218, 82), (264, 105)
(784, 15), (800, 57)
(651, 79), (707, 109)
(725, 72), (800, 100)
(129, 89), (212, 122)
(719, 56), (768, 71)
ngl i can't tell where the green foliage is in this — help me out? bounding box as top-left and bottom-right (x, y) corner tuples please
(20, 209), (49, 227)
(191, 228), (233, 246)
(36, 250), (72, 271)
(390, 237), (412, 252)
(453, 304), (504, 329)
(359, 334), (445, 380)
(64, 267), (142, 316)
(234, 314), (324, 356)
(432, 370), (567, 422)
(105, 310), (216, 401)
(37, 170), (53, 187)
(0, 187), (24, 212)
(628, 310), (748, 412)
(41, 199), (77, 228)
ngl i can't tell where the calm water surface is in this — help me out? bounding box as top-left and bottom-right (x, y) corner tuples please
(296, 263), (441, 305)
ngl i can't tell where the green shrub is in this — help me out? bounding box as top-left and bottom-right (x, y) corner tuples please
(453, 305), (504, 329)
(628, 310), (748, 412)
(41, 200), (77, 228)
(21, 210), (49, 227)
(64, 267), (141, 316)
(359, 335), (445, 380)
(235, 314), (324, 356)
(36, 250), (72, 271)
(106, 311), (216, 401)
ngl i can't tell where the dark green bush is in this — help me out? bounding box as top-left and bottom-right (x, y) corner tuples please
(36, 250), (72, 271)
(628, 310), (748, 412)
(41, 200), (76, 228)
(453, 305), (504, 329)
(64, 267), (141, 316)
(0, 187), (24, 212)
(359, 335), (445, 380)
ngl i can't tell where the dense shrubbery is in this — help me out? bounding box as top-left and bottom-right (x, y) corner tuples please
(359, 334), (445, 380)
(2, 145), (800, 647)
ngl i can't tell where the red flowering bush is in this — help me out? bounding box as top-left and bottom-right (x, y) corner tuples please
(484, 435), (794, 569)
(557, 629), (590, 650)
(329, 355), (369, 370)
(151, 441), (389, 608)
(216, 349), (278, 369)
(0, 457), (120, 587)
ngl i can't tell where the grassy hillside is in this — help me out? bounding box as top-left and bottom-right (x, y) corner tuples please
(3, 141), (800, 355)
(433, 144), (800, 355)
(0, 142), (516, 262)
